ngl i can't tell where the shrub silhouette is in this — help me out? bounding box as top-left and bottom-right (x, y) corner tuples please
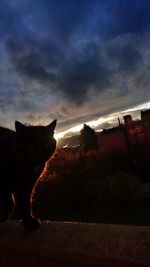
(79, 124), (99, 153)
(33, 148), (144, 220)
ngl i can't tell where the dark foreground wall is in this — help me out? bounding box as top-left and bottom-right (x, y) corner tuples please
(0, 220), (149, 267)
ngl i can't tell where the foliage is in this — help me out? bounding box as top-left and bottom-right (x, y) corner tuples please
(104, 171), (144, 208)
(79, 124), (99, 153)
(32, 148), (145, 220)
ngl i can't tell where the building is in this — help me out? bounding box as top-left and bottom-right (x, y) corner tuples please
(97, 109), (150, 153)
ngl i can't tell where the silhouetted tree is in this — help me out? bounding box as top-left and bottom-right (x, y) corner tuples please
(79, 124), (99, 153)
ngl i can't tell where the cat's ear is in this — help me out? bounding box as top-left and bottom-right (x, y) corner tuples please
(46, 119), (57, 133)
(15, 121), (25, 132)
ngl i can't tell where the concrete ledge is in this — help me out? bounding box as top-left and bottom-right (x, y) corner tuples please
(0, 220), (150, 267)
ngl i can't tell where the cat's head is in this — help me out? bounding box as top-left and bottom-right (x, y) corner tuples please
(14, 120), (57, 164)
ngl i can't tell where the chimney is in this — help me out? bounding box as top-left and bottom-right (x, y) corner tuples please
(123, 115), (133, 125)
(141, 109), (150, 120)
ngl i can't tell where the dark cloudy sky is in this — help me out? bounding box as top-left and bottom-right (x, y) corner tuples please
(0, 0), (150, 136)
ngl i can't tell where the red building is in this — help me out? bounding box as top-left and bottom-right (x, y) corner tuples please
(97, 109), (150, 153)
(97, 127), (127, 153)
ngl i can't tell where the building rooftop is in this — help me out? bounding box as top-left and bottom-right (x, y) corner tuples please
(141, 109), (150, 117)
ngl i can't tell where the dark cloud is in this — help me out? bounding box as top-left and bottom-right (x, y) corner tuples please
(107, 38), (143, 74)
(6, 33), (144, 105)
(109, 0), (150, 36)
(41, 0), (93, 41)
(91, 0), (150, 39)
(5, 35), (111, 103)
(0, 0), (150, 132)
(59, 43), (111, 102)
(5, 36), (59, 84)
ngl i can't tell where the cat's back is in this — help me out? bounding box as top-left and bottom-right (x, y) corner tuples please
(0, 126), (15, 138)
(0, 126), (15, 144)
(0, 126), (16, 161)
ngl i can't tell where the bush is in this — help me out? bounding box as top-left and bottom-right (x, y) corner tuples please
(32, 149), (144, 219)
(104, 171), (144, 208)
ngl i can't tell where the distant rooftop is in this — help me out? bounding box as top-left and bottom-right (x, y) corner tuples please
(141, 109), (150, 116)
(99, 126), (123, 135)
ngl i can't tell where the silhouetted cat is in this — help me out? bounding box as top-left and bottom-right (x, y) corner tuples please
(0, 120), (57, 230)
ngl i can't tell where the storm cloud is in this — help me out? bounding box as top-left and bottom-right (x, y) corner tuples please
(0, 0), (150, 133)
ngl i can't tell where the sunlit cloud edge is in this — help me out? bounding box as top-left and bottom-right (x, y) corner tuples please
(54, 101), (150, 141)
